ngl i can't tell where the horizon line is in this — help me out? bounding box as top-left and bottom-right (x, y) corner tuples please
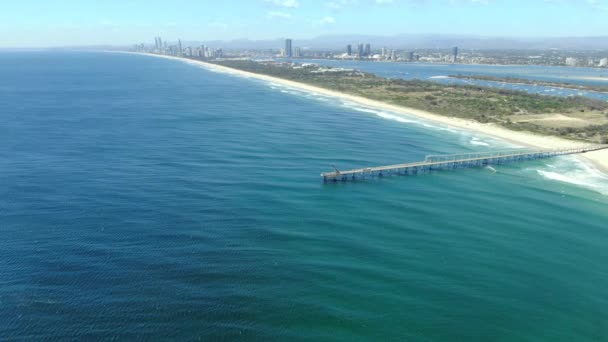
(4, 33), (608, 50)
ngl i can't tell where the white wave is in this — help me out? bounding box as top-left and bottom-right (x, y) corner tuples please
(264, 81), (327, 99)
(536, 156), (608, 196)
(375, 111), (417, 124)
(341, 103), (416, 124)
(429, 76), (450, 79)
(470, 137), (491, 146)
(419, 122), (458, 133)
(170, 57), (518, 152)
(339, 102), (496, 137)
(486, 166), (497, 173)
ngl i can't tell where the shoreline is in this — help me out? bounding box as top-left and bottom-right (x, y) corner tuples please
(127, 52), (608, 173)
(447, 75), (608, 94)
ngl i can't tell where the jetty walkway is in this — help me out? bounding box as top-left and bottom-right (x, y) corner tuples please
(321, 145), (607, 182)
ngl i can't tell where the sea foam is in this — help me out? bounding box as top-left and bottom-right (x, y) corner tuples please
(470, 137), (491, 146)
(535, 156), (608, 196)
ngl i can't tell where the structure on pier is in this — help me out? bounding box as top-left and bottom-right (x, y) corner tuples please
(321, 145), (607, 182)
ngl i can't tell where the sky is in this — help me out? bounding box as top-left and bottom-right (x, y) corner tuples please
(1, 0), (607, 47)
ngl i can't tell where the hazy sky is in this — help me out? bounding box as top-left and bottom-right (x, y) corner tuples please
(1, 0), (607, 47)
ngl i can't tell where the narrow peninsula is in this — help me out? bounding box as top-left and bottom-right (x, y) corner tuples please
(137, 53), (608, 171)
(209, 59), (608, 144)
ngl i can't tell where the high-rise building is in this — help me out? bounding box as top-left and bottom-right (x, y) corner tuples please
(599, 58), (608, 67)
(565, 57), (578, 66)
(205, 46), (213, 58)
(346, 44), (352, 56)
(364, 43), (371, 57)
(284, 39), (293, 57)
(177, 39), (183, 56)
(294, 47), (302, 58)
(406, 51), (414, 62)
(452, 46), (458, 63)
(158, 37), (163, 50)
(357, 43), (364, 58)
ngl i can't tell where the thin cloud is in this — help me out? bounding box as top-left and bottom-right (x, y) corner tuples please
(447, 0), (488, 5)
(267, 11), (292, 19)
(316, 16), (336, 25)
(325, 0), (359, 9)
(544, 0), (608, 10)
(266, 0), (300, 8)
(207, 22), (228, 30)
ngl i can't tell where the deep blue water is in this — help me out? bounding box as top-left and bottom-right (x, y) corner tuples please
(1, 52), (608, 341)
(284, 58), (608, 101)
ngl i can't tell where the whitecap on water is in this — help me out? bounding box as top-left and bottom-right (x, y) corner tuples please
(470, 137), (491, 146)
(340, 101), (482, 135)
(535, 156), (608, 196)
(340, 103), (416, 124)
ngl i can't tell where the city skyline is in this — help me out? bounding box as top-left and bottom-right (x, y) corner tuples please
(137, 34), (608, 68)
(2, 0), (608, 48)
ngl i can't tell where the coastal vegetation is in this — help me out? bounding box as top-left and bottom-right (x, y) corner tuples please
(207, 59), (608, 143)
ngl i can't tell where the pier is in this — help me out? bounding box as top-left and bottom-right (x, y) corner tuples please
(321, 145), (608, 182)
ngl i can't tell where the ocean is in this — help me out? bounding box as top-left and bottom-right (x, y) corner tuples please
(1, 51), (607, 341)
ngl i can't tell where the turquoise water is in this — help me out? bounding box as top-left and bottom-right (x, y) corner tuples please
(1, 52), (607, 340)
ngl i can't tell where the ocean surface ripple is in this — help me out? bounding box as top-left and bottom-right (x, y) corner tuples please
(1, 52), (607, 341)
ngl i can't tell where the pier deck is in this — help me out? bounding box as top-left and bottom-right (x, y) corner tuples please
(321, 145), (607, 182)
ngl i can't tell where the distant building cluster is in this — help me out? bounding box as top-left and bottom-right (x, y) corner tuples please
(283, 39), (456, 64)
(275, 39), (429, 63)
(133, 36), (608, 69)
(566, 56), (608, 67)
(134, 37), (224, 59)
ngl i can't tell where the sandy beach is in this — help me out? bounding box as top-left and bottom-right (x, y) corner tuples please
(131, 52), (608, 173)
(574, 76), (608, 82)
